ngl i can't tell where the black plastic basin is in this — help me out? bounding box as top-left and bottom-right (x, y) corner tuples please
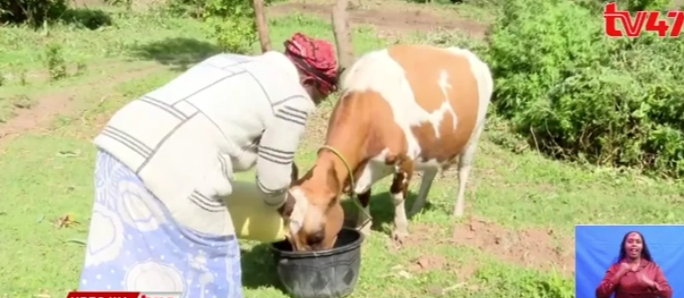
(269, 228), (364, 298)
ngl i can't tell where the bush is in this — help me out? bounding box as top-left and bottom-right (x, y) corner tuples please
(165, 0), (281, 54)
(486, 0), (684, 177)
(205, 15), (257, 54)
(0, 0), (68, 27)
(202, 0), (258, 53)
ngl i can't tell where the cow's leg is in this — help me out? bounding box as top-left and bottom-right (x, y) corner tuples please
(454, 124), (485, 217)
(390, 165), (413, 244)
(408, 168), (438, 217)
(389, 172), (408, 243)
(356, 189), (372, 237)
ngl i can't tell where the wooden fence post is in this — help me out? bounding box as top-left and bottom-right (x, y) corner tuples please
(253, 0), (272, 53)
(331, 0), (354, 78)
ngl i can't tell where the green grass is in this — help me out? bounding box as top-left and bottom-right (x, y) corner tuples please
(1, 2), (683, 298)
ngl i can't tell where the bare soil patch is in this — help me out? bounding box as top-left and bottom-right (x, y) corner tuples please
(453, 215), (574, 275)
(401, 222), (451, 247)
(0, 63), (166, 147)
(410, 254), (447, 272)
(0, 91), (75, 141)
(267, 2), (487, 37)
(398, 223), (482, 289)
(396, 217), (573, 279)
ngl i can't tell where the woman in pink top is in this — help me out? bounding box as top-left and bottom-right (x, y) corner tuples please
(596, 231), (673, 298)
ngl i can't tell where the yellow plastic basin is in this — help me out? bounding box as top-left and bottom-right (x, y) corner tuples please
(221, 180), (288, 243)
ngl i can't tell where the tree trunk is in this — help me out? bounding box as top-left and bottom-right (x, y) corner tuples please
(253, 0), (272, 53)
(331, 0), (354, 79)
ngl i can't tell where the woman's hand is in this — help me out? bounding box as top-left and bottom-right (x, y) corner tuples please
(279, 162), (299, 219)
(638, 272), (657, 289)
(617, 262), (631, 275)
(278, 193), (295, 218)
(653, 282), (662, 291)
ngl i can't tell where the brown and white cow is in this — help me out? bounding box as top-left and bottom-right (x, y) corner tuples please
(285, 44), (493, 251)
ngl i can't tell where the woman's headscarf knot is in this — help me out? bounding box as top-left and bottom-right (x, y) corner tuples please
(284, 33), (338, 96)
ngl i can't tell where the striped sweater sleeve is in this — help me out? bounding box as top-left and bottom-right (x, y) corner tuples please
(256, 95), (314, 208)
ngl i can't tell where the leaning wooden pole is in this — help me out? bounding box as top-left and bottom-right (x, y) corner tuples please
(253, 0), (272, 53)
(331, 0), (354, 78)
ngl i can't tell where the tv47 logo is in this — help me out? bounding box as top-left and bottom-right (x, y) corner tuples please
(603, 2), (684, 37)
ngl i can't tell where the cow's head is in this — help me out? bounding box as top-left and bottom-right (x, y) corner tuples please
(285, 163), (345, 252)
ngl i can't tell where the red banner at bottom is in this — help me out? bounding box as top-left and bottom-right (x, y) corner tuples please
(66, 292), (183, 298)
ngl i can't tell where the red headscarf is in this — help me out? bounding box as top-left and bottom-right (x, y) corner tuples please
(283, 33), (339, 96)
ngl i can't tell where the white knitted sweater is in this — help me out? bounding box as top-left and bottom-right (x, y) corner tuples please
(93, 51), (314, 236)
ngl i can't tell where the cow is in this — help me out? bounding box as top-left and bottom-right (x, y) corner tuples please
(285, 44), (493, 251)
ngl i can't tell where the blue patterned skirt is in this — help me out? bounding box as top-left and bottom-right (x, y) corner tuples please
(78, 149), (243, 298)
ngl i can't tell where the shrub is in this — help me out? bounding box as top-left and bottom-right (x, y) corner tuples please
(0, 0), (68, 27)
(486, 0), (684, 177)
(165, 0), (282, 54)
(44, 42), (67, 81)
(202, 0), (258, 53)
(205, 15), (258, 54)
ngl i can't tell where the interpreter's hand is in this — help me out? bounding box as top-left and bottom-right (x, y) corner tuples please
(618, 262), (631, 274)
(653, 282), (662, 292)
(638, 272), (656, 288)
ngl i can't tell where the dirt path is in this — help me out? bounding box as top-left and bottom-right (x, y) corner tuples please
(452, 216), (574, 275)
(267, 2), (488, 37)
(0, 63), (166, 148)
(401, 216), (574, 279)
(0, 0), (488, 149)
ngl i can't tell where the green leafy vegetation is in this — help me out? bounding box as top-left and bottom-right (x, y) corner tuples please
(486, 0), (684, 177)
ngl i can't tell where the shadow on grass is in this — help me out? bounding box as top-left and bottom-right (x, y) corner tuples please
(241, 243), (290, 294)
(341, 190), (439, 235)
(61, 8), (113, 30)
(129, 37), (222, 71)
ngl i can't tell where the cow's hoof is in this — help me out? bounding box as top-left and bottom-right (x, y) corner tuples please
(391, 230), (409, 246)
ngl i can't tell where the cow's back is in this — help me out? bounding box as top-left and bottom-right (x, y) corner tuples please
(337, 45), (492, 193)
(385, 44), (492, 166)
